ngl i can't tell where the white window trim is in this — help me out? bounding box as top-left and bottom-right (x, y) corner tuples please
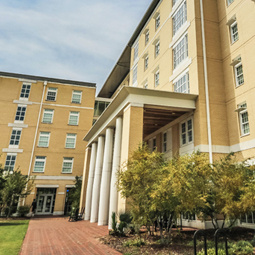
(155, 70), (160, 87)
(72, 90), (82, 104)
(132, 64), (138, 87)
(173, 33), (188, 70)
(46, 87), (58, 101)
(14, 104), (27, 124)
(155, 13), (160, 30)
(38, 132), (50, 147)
(173, 69), (190, 93)
(69, 111), (80, 126)
(65, 134), (77, 149)
(180, 118), (193, 147)
(133, 41), (139, 64)
(172, 0), (187, 36)
(155, 40), (160, 58)
(234, 62), (244, 87)
(9, 128), (22, 149)
(230, 21), (239, 44)
(152, 137), (157, 151)
(19, 83), (31, 101)
(62, 157), (74, 174)
(145, 30), (150, 45)
(42, 109), (54, 124)
(227, 0), (234, 6)
(238, 104), (250, 137)
(5, 154), (17, 172)
(144, 55), (149, 71)
(162, 132), (167, 152)
(33, 156), (46, 173)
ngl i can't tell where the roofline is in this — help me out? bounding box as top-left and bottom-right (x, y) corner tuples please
(0, 71), (96, 88)
(97, 0), (161, 98)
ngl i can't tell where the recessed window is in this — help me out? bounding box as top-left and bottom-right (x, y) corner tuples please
(145, 30), (149, 45)
(9, 129), (22, 146)
(235, 62), (244, 87)
(15, 105), (27, 122)
(46, 88), (57, 101)
(144, 83), (148, 89)
(65, 134), (77, 149)
(181, 119), (193, 146)
(227, 0), (234, 6)
(152, 138), (157, 151)
(230, 21), (239, 43)
(72, 91), (82, 104)
(173, 0), (177, 6)
(132, 65), (138, 86)
(173, 34), (188, 69)
(62, 157), (74, 173)
(155, 14), (160, 30)
(174, 72), (190, 93)
(34, 156), (46, 173)
(155, 71), (160, 87)
(20, 83), (31, 100)
(133, 42), (139, 63)
(69, 111), (79, 125)
(173, 1), (187, 36)
(238, 103), (250, 136)
(163, 132), (167, 152)
(155, 41), (160, 57)
(38, 132), (50, 147)
(5, 155), (16, 171)
(144, 55), (149, 70)
(42, 109), (54, 123)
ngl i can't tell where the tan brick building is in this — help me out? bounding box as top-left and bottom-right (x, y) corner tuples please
(80, 0), (255, 229)
(0, 72), (96, 215)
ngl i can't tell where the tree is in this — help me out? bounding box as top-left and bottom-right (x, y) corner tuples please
(0, 170), (34, 218)
(0, 164), (6, 211)
(117, 144), (166, 233)
(68, 176), (82, 209)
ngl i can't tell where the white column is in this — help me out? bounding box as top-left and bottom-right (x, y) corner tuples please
(98, 128), (114, 225)
(108, 117), (123, 229)
(90, 136), (105, 223)
(84, 143), (97, 221)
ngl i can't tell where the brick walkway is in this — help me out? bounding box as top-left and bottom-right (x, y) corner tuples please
(20, 217), (122, 255)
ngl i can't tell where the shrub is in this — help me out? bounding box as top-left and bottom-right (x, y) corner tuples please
(17, 206), (30, 217)
(197, 248), (225, 255)
(229, 240), (253, 255)
(123, 238), (145, 247)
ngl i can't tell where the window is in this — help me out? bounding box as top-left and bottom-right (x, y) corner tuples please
(69, 111), (79, 125)
(72, 91), (82, 104)
(174, 72), (190, 93)
(173, 34), (188, 69)
(241, 212), (255, 224)
(132, 65), (138, 86)
(173, 1), (187, 35)
(181, 119), (193, 146)
(238, 103), (250, 136)
(155, 71), (160, 87)
(42, 109), (54, 123)
(33, 156), (46, 173)
(9, 129), (22, 146)
(152, 138), (157, 151)
(133, 42), (139, 62)
(15, 105), (27, 122)
(144, 55), (149, 70)
(65, 134), (77, 149)
(5, 155), (16, 171)
(20, 83), (31, 99)
(227, 0), (234, 6)
(62, 157), (74, 173)
(94, 101), (110, 117)
(46, 88), (57, 101)
(173, 0), (177, 6)
(163, 132), (167, 152)
(235, 62), (244, 87)
(230, 21), (239, 43)
(38, 132), (50, 147)
(155, 14), (160, 30)
(145, 30), (149, 45)
(144, 83), (148, 89)
(155, 41), (160, 57)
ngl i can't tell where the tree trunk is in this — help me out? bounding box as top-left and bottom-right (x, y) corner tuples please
(7, 195), (14, 218)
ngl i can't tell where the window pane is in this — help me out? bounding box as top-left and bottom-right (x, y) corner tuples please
(5, 155), (16, 171)
(20, 84), (31, 99)
(46, 88), (57, 101)
(173, 2), (187, 35)
(15, 106), (26, 121)
(72, 91), (82, 103)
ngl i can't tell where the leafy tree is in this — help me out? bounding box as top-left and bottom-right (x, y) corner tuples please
(0, 170), (34, 217)
(0, 164), (6, 211)
(68, 176), (82, 209)
(117, 144), (166, 234)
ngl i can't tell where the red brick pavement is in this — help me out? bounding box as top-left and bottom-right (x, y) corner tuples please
(20, 217), (122, 255)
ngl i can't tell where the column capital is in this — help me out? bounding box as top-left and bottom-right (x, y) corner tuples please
(123, 103), (144, 113)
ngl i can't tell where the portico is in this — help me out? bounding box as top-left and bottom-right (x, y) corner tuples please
(80, 86), (197, 228)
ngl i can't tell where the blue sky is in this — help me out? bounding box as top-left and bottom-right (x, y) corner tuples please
(0, 0), (152, 93)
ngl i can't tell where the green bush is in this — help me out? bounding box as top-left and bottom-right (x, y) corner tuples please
(17, 206), (30, 217)
(229, 240), (253, 255)
(123, 238), (145, 247)
(197, 248), (225, 255)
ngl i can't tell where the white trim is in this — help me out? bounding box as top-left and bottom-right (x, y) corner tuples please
(72, 90), (82, 104)
(65, 134), (77, 149)
(8, 123), (28, 128)
(173, 67), (189, 84)
(66, 185), (75, 188)
(5, 152), (17, 156)
(42, 109), (54, 123)
(38, 132), (50, 147)
(32, 102), (93, 110)
(34, 176), (76, 180)
(46, 87), (58, 101)
(36, 184), (59, 188)
(33, 156), (46, 173)
(19, 78), (37, 83)
(170, 21), (190, 48)
(13, 100), (32, 105)
(180, 118), (193, 147)
(53, 211), (64, 215)
(2, 148), (23, 153)
(62, 157), (74, 173)
(58, 192), (65, 195)
(170, 58), (192, 82)
(170, 0), (185, 17)
(179, 142), (194, 155)
(69, 111), (80, 125)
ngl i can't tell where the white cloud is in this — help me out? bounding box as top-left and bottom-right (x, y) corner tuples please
(0, 0), (152, 92)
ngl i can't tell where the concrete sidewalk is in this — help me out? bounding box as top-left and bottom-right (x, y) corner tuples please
(20, 217), (121, 255)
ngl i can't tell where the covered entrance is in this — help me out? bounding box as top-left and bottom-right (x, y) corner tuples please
(36, 188), (56, 215)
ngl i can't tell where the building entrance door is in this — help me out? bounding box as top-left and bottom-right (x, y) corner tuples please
(36, 194), (54, 214)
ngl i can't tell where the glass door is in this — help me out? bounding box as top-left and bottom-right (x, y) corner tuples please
(44, 195), (53, 213)
(36, 195), (45, 213)
(36, 194), (53, 214)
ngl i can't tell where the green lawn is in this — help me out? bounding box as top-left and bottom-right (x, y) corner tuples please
(0, 219), (29, 255)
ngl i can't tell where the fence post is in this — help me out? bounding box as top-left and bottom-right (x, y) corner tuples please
(214, 228), (229, 255)
(194, 229), (207, 255)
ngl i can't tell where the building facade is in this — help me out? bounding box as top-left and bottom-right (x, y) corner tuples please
(80, 0), (255, 229)
(0, 72), (95, 215)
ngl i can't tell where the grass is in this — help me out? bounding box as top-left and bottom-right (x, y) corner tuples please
(0, 219), (29, 255)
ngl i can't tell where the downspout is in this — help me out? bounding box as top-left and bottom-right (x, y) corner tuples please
(23, 81), (47, 205)
(199, 0), (213, 164)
